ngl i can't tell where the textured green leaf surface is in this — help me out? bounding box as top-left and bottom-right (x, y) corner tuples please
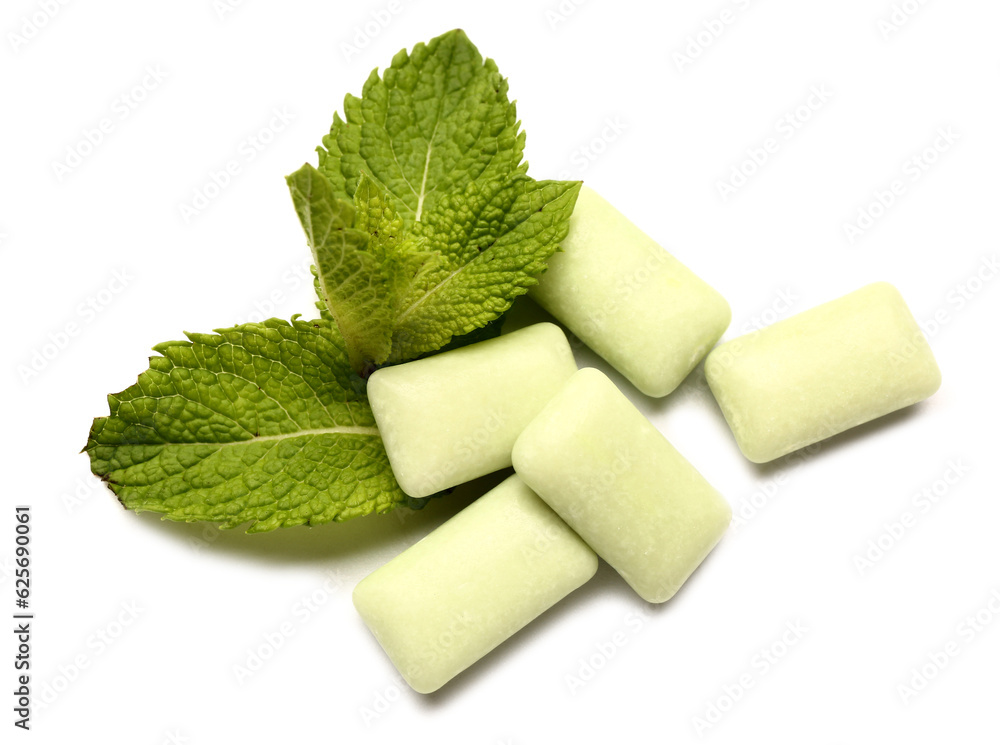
(353, 171), (407, 259)
(317, 28), (524, 227)
(390, 175), (581, 360)
(287, 165), (394, 372)
(352, 172), (441, 322)
(86, 318), (406, 533)
(291, 29), (582, 369)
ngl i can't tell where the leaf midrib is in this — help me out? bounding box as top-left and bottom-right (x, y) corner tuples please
(135, 426), (382, 449)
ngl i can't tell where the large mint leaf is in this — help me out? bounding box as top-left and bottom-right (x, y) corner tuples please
(389, 176), (581, 361)
(317, 28), (524, 227)
(85, 318), (406, 533)
(291, 29), (582, 369)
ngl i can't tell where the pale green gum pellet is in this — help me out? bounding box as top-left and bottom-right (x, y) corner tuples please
(513, 368), (731, 603)
(530, 186), (731, 398)
(353, 474), (598, 694)
(367, 323), (578, 498)
(705, 282), (942, 464)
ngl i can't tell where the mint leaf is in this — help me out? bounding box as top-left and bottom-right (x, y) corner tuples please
(287, 165), (394, 372)
(87, 30), (584, 535)
(353, 170), (407, 258)
(352, 173), (442, 322)
(292, 165), (580, 366)
(317, 28), (524, 227)
(389, 175), (581, 361)
(85, 318), (406, 533)
(292, 30), (582, 369)
(312, 265), (333, 322)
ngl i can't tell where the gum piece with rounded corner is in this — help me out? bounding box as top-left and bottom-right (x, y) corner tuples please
(367, 323), (577, 498)
(529, 186), (730, 397)
(352, 474), (598, 693)
(513, 368), (731, 603)
(704, 282), (942, 463)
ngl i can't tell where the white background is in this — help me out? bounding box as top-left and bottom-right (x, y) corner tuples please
(3, 0), (999, 742)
